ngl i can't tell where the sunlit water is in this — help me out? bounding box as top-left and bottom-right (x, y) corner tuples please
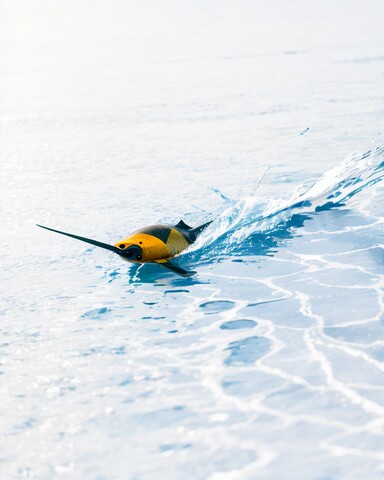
(1, 1), (384, 479)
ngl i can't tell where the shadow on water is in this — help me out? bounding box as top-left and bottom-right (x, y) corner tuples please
(127, 263), (210, 286)
(103, 261), (211, 286)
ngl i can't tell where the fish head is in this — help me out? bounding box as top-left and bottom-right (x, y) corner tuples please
(114, 242), (143, 261)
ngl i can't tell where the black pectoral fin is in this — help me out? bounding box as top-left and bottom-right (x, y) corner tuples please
(154, 261), (196, 277)
(174, 220), (192, 230)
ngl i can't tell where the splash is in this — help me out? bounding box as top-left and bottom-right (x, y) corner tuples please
(184, 145), (384, 264)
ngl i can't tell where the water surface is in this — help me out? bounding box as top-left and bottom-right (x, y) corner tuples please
(1, 1), (384, 479)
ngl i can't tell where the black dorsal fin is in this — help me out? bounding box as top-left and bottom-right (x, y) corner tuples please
(174, 219), (192, 230)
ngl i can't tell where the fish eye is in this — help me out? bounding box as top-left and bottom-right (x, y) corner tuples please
(139, 242), (142, 244)
(136, 255), (142, 260)
(119, 244), (125, 249)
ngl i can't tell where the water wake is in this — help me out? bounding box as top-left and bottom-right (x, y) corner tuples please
(183, 145), (384, 264)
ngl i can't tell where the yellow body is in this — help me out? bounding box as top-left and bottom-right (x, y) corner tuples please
(114, 227), (190, 262)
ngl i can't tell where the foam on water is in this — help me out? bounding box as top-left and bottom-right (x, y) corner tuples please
(183, 145), (384, 265)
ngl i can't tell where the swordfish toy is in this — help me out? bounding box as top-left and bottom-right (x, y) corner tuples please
(37, 220), (212, 276)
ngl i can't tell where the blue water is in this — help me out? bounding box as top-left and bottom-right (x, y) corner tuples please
(1, 1), (384, 479)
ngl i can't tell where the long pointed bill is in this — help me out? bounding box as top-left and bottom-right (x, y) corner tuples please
(36, 224), (122, 254)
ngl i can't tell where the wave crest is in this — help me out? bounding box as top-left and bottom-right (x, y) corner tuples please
(184, 145), (384, 263)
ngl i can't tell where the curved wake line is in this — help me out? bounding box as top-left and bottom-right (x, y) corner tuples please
(184, 145), (384, 262)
